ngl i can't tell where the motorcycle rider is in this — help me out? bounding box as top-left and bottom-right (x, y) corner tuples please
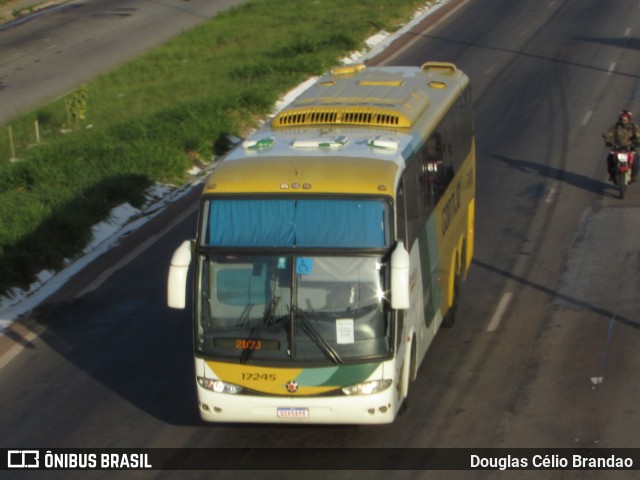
(604, 110), (640, 183)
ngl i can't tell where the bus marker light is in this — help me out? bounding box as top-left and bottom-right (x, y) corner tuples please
(292, 136), (348, 149)
(330, 64), (365, 75)
(367, 137), (399, 150)
(428, 81), (447, 89)
(242, 137), (274, 150)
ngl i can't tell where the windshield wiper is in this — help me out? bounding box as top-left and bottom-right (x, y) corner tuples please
(294, 307), (342, 365)
(236, 303), (254, 328)
(240, 296), (280, 364)
(264, 296), (280, 326)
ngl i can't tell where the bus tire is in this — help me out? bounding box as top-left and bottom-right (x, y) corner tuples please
(460, 239), (468, 279)
(441, 276), (459, 329)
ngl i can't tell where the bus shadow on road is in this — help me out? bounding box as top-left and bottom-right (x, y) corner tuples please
(489, 153), (621, 198)
(473, 259), (640, 331)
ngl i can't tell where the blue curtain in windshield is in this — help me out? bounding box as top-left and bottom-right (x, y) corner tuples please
(206, 199), (386, 248)
(295, 199), (384, 247)
(208, 199), (294, 246)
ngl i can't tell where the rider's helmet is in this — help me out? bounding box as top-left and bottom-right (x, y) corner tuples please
(619, 110), (633, 123)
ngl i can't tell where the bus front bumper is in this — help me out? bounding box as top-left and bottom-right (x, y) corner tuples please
(196, 385), (398, 424)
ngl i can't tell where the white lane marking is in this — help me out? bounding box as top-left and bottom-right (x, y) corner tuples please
(609, 62), (616, 73)
(0, 330), (39, 371)
(625, 27), (632, 37)
(592, 318), (616, 389)
(545, 181), (559, 204)
(487, 292), (514, 332)
(485, 64), (496, 75)
(582, 110), (593, 126)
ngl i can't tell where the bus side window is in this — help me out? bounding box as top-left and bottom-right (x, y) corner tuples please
(420, 132), (450, 206)
(395, 178), (408, 245)
(403, 162), (423, 244)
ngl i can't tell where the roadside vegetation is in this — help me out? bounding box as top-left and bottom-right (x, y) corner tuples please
(0, 0), (46, 23)
(0, 0), (434, 296)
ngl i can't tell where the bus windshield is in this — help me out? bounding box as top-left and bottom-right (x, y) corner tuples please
(196, 254), (391, 364)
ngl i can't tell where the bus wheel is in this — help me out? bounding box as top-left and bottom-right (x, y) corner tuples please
(460, 240), (468, 279)
(441, 276), (459, 329)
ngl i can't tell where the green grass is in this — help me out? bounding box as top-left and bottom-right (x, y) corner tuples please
(0, 0), (435, 295)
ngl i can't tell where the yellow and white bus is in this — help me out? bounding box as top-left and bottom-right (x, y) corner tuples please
(168, 61), (475, 424)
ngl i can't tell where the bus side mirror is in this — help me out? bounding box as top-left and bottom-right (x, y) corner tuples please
(390, 241), (410, 310)
(167, 240), (194, 309)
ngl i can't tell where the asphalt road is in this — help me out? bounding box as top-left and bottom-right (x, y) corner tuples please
(2, 0), (640, 479)
(0, 0), (246, 125)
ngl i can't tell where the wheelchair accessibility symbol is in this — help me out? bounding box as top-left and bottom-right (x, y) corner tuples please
(296, 258), (313, 275)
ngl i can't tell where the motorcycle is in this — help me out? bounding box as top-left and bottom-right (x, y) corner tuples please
(607, 144), (636, 199)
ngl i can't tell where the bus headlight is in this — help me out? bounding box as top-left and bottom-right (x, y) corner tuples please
(197, 376), (243, 394)
(341, 379), (392, 396)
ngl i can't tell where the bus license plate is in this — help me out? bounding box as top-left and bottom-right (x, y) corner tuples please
(277, 407), (309, 418)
